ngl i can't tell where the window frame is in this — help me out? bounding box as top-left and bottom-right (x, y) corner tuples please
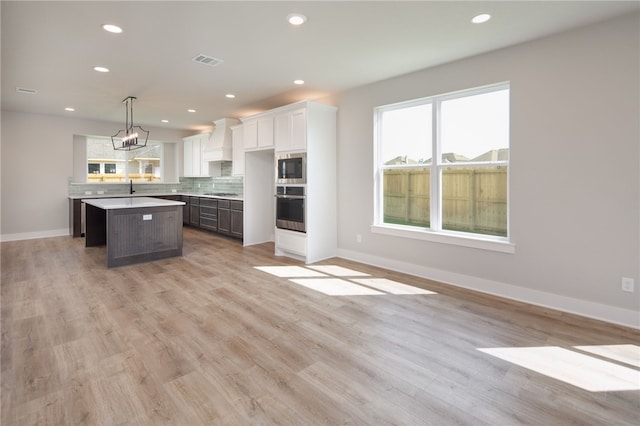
(373, 82), (514, 253)
(85, 137), (165, 184)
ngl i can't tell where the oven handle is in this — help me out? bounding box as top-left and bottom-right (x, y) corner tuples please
(274, 194), (305, 200)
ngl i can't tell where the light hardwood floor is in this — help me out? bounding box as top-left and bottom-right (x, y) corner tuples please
(2, 228), (639, 425)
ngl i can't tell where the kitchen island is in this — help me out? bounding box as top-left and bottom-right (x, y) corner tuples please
(82, 197), (185, 268)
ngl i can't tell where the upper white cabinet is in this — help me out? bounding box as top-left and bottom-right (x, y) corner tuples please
(183, 132), (210, 177)
(243, 116), (274, 151)
(243, 120), (257, 150)
(231, 124), (244, 176)
(274, 108), (306, 152)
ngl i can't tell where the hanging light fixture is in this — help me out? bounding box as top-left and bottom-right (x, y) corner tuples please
(111, 96), (149, 151)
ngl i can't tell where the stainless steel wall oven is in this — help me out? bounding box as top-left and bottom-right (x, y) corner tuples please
(275, 186), (305, 232)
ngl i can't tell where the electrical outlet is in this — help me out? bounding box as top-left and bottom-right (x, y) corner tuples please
(621, 277), (635, 293)
(356, 234), (362, 243)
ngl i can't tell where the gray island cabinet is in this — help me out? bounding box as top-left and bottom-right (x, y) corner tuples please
(82, 197), (185, 268)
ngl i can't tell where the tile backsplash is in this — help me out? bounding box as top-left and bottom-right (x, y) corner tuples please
(69, 175), (243, 197)
(180, 176), (243, 195)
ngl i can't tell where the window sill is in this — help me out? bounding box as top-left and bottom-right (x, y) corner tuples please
(370, 224), (515, 254)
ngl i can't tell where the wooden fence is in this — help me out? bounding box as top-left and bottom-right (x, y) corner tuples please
(383, 166), (507, 236)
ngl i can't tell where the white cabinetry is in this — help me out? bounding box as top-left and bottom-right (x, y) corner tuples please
(275, 229), (306, 256)
(243, 120), (257, 150)
(182, 133), (209, 176)
(275, 108), (306, 152)
(231, 124), (244, 176)
(242, 100), (336, 262)
(276, 101), (337, 263)
(243, 116), (274, 151)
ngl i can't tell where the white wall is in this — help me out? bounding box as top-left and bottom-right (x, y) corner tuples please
(0, 111), (189, 239)
(335, 13), (640, 327)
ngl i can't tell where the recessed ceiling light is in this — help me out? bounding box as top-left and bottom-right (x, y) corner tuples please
(471, 13), (491, 24)
(65, 107), (75, 112)
(287, 13), (307, 26)
(294, 79), (305, 85)
(102, 24), (123, 34)
(187, 109), (196, 113)
(93, 66), (110, 73)
(225, 94), (236, 99)
(161, 119), (169, 123)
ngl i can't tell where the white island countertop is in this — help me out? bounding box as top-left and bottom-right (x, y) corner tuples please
(82, 197), (185, 210)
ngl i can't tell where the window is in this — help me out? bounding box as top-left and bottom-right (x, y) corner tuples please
(374, 83), (510, 249)
(86, 137), (163, 183)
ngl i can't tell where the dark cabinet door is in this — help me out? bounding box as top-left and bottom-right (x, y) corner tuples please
(230, 209), (243, 239)
(189, 197), (200, 227)
(218, 200), (230, 234)
(230, 200), (243, 239)
(190, 206), (200, 227)
(70, 198), (82, 237)
(182, 196), (190, 225)
(183, 205), (190, 225)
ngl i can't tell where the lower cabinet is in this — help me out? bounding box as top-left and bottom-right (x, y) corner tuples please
(181, 195), (190, 225)
(218, 199), (230, 234)
(69, 198), (83, 237)
(70, 195), (243, 241)
(199, 198), (218, 232)
(230, 201), (243, 239)
(184, 196), (242, 240)
(275, 228), (306, 257)
(189, 197), (200, 227)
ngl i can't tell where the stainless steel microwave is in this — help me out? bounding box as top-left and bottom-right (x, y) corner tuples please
(275, 152), (306, 184)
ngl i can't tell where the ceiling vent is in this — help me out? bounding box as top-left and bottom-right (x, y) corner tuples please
(192, 54), (223, 67)
(16, 87), (37, 95)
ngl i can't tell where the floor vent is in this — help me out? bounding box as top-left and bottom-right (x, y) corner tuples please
(16, 87), (38, 95)
(192, 54), (223, 67)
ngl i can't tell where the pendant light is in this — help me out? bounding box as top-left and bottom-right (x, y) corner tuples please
(111, 96), (149, 151)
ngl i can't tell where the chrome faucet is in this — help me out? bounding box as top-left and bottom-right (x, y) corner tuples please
(129, 180), (135, 194)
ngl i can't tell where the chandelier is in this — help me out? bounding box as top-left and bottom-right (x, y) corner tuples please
(111, 96), (149, 151)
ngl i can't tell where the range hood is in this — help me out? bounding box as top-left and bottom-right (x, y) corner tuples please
(202, 117), (240, 162)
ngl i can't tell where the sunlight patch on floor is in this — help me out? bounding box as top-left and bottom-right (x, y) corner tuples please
(478, 346), (640, 392)
(351, 278), (436, 295)
(290, 278), (385, 296)
(254, 266), (327, 278)
(574, 344), (640, 368)
(306, 265), (371, 277)
(255, 264), (437, 297)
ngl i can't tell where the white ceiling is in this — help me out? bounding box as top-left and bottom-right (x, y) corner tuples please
(2, 1), (638, 132)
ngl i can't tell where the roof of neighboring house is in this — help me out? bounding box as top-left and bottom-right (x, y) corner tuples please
(471, 148), (510, 162)
(385, 155), (419, 165)
(385, 149), (509, 165)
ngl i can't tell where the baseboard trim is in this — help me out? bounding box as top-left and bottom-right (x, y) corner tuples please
(1, 229), (70, 242)
(336, 248), (639, 330)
